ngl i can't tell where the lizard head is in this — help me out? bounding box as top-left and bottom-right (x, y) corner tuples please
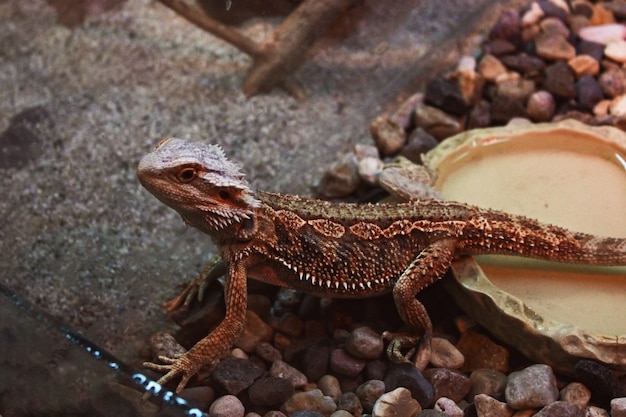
(137, 138), (261, 236)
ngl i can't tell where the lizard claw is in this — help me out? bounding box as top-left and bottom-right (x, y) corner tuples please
(143, 353), (202, 395)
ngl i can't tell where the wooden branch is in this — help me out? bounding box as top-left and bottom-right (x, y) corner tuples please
(242, 0), (359, 96)
(157, 0), (358, 97)
(157, 0), (261, 57)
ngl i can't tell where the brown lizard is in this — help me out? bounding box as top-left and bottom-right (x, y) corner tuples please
(137, 137), (626, 393)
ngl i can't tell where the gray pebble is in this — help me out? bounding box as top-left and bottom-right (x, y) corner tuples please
(505, 364), (558, 409)
(423, 367), (471, 403)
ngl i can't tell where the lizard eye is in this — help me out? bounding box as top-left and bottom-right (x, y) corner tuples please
(177, 167), (197, 183)
(218, 190), (231, 200)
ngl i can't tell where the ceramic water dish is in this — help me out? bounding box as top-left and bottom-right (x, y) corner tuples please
(422, 119), (626, 373)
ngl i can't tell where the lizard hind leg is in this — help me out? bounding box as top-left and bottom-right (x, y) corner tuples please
(387, 238), (456, 370)
(163, 255), (227, 313)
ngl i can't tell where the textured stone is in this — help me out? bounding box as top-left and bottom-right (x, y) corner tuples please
(384, 363), (435, 408)
(534, 401), (581, 417)
(500, 54), (545, 76)
(535, 33), (576, 60)
(429, 337), (464, 369)
(248, 377), (294, 407)
(344, 326), (383, 360)
(336, 392), (363, 417)
(540, 16), (570, 37)
(317, 375), (342, 401)
(318, 153), (359, 198)
(329, 411), (352, 417)
(234, 310), (273, 353)
(457, 331), (509, 373)
(612, 94), (626, 115)
(576, 75), (604, 110)
(605, 40), (626, 63)
(611, 398), (626, 417)
(568, 54), (600, 78)
(585, 405), (610, 417)
(478, 54), (508, 82)
(425, 76), (471, 116)
(400, 128), (438, 164)
(269, 359), (308, 389)
(209, 395), (245, 417)
(434, 397), (463, 417)
(575, 360), (621, 407)
(467, 99), (491, 128)
(255, 342), (282, 363)
(372, 387), (421, 417)
(370, 115), (406, 156)
(211, 357), (264, 395)
(281, 389), (337, 417)
(474, 393), (512, 417)
(560, 382), (591, 410)
(301, 340), (333, 382)
(413, 104), (462, 140)
(468, 368), (508, 400)
(356, 380), (386, 413)
(526, 90), (555, 122)
(423, 367), (471, 403)
(329, 348), (367, 377)
(543, 61), (576, 98)
(599, 67), (626, 98)
(505, 364), (558, 409)
(579, 23), (626, 45)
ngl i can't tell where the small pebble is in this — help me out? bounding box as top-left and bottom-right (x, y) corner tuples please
(578, 23), (626, 45)
(301, 341), (333, 382)
(526, 90), (555, 121)
(434, 397), (463, 417)
(613, 398), (626, 417)
(317, 375), (342, 401)
(599, 67), (626, 97)
(281, 389), (337, 417)
(234, 310), (273, 353)
(534, 400), (581, 417)
(372, 387), (422, 417)
(384, 363), (435, 408)
(560, 382), (591, 410)
(505, 364), (559, 409)
(356, 380), (386, 413)
(457, 330), (509, 373)
(468, 368), (508, 399)
(425, 76), (471, 116)
(543, 61), (577, 98)
(344, 326), (384, 360)
(429, 337), (464, 369)
(248, 377), (294, 407)
(424, 367), (471, 403)
(478, 54), (508, 82)
(337, 392), (363, 417)
(585, 405), (610, 417)
(605, 40), (626, 63)
(269, 359), (308, 389)
(329, 348), (367, 377)
(400, 128), (439, 163)
(474, 393), (512, 417)
(255, 342), (282, 363)
(209, 395), (245, 417)
(358, 157), (384, 185)
(370, 115), (406, 156)
(211, 357), (264, 395)
(575, 360), (621, 407)
(568, 54), (600, 78)
(318, 153), (359, 198)
(413, 104), (462, 140)
(576, 75), (604, 110)
(535, 32), (576, 60)
(329, 411), (352, 417)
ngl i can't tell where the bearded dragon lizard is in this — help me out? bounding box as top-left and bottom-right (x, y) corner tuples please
(137, 137), (626, 393)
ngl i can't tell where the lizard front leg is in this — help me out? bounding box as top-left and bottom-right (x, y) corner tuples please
(388, 238), (457, 370)
(144, 261), (248, 393)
